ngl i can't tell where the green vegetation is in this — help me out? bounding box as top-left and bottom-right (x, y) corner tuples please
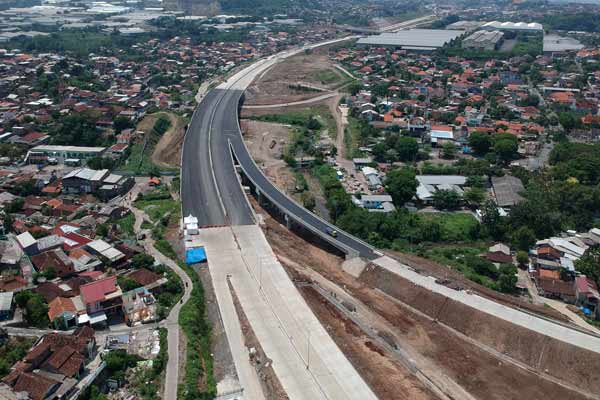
(14, 291), (49, 328)
(129, 328), (169, 400)
(151, 238), (214, 399)
(420, 213), (481, 242)
(385, 168), (418, 206)
(311, 69), (341, 85)
(119, 113), (178, 175)
(542, 12), (600, 33)
(153, 116), (172, 136)
(114, 212), (135, 237)
(104, 350), (142, 381)
(250, 106), (335, 135)
(423, 244), (517, 293)
(345, 116), (363, 159)
(135, 194), (180, 225)
(0, 337), (35, 378)
(178, 264), (215, 400)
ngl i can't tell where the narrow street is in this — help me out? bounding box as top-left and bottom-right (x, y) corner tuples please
(121, 183), (193, 400)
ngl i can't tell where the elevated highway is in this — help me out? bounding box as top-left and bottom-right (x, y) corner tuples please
(181, 34), (600, 400)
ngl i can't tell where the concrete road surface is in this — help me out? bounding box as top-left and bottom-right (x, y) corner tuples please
(201, 226), (377, 400)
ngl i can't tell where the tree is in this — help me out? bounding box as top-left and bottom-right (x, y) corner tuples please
(516, 250), (529, 268)
(481, 199), (505, 240)
(131, 253), (155, 269)
(468, 132), (492, 155)
(4, 198), (24, 214)
(575, 249), (600, 287)
(114, 116), (133, 134)
(463, 187), (486, 207)
(117, 277), (142, 292)
(493, 138), (518, 164)
(396, 137), (419, 162)
(14, 291), (49, 328)
(432, 189), (462, 210)
(86, 157), (116, 170)
(441, 142), (456, 159)
(465, 255), (498, 279)
(301, 192), (316, 211)
(306, 117), (322, 131)
(497, 270), (518, 293)
(558, 112), (579, 131)
(96, 224), (109, 238)
(385, 168), (417, 206)
(511, 226), (536, 251)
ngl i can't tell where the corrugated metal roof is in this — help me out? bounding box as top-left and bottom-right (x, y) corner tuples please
(482, 21), (542, 31)
(357, 29), (464, 49)
(0, 291), (13, 311)
(16, 231), (36, 249)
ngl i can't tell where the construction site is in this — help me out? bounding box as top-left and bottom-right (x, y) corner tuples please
(231, 48), (600, 400)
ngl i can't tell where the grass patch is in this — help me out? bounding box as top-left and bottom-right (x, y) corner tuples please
(135, 194), (180, 225)
(136, 199), (180, 223)
(419, 213), (481, 242)
(251, 106), (337, 140)
(311, 69), (341, 85)
(152, 239), (215, 400)
(345, 115), (362, 159)
(420, 243), (497, 288)
(119, 112), (180, 175)
(114, 212), (135, 237)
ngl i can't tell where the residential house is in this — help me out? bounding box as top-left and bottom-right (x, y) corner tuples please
(359, 194), (396, 213)
(415, 175), (466, 203)
(62, 168), (109, 194)
(122, 287), (157, 326)
(79, 276), (123, 325)
(48, 297), (77, 330)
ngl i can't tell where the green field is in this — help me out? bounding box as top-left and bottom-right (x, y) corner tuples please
(311, 69), (342, 85)
(420, 212), (481, 242)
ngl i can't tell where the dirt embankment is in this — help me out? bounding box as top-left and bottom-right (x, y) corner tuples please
(359, 264), (600, 396)
(256, 202), (595, 400)
(150, 112), (187, 168)
(298, 284), (437, 400)
(386, 250), (569, 322)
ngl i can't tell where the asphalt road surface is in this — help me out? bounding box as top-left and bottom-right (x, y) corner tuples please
(182, 83), (377, 259)
(182, 89), (254, 226)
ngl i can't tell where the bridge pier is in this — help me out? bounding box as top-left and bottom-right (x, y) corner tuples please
(284, 214), (292, 229)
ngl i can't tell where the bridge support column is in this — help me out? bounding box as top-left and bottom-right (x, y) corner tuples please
(284, 214), (292, 229)
(256, 189), (263, 206)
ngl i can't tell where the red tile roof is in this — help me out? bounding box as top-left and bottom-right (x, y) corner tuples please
(48, 297), (77, 322)
(80, 276), (118, 305)
(13, 372), (59, 400)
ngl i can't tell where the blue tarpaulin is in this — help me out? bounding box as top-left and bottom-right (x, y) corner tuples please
(186, 247), (207, 264)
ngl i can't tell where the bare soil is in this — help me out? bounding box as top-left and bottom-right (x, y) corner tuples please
(151, 112), (187, 168)
(253, 200), (596, 400)
(360, 264), (600, 397)
(240, 120), (290, 168)
(244, 45), (346, 106)
(298, 284), (437, 400)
